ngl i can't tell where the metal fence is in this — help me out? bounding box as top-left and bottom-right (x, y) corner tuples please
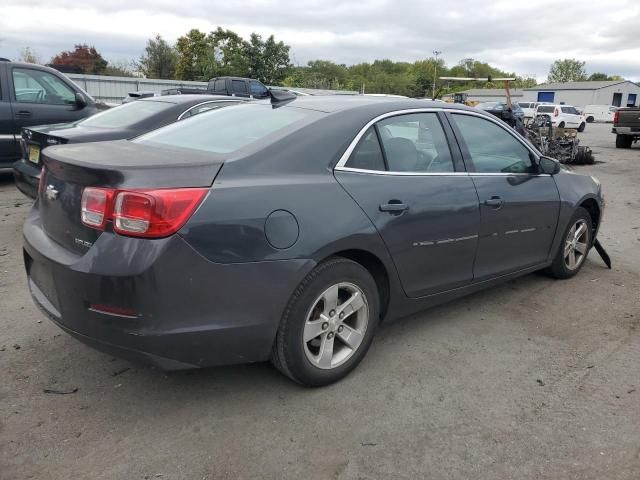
(65, 74), (357, 104)
(66, 74), (208, 104)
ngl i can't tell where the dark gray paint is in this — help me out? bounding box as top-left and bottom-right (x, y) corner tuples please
(23, 97), (604, 369)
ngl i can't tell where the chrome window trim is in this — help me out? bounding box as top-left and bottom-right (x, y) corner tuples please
(0, 134), (17, 141)
(334, 107), (543, 175)
(334, 166), (468, 177)
(177, 100), (240, 120)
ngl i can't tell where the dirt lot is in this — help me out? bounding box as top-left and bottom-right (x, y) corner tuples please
(1, 122), (639, 480)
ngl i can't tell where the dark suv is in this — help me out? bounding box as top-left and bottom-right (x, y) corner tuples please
(0, 59), (100, 169)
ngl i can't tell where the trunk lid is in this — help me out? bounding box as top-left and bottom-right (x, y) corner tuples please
(39, 140), (224, 253)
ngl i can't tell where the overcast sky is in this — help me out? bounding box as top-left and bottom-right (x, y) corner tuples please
(1, 0), (639, 81)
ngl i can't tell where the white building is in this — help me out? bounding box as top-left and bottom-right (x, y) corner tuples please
(522, 81), (640, 108)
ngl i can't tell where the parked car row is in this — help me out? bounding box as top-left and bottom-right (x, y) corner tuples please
(13, 95), (250, 198)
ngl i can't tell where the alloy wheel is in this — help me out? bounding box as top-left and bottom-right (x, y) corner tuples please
(564, 219), (589, 270)
(302, 282), (369, 369)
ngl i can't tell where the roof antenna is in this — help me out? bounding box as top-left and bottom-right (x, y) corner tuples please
(269, 88), (297, 108)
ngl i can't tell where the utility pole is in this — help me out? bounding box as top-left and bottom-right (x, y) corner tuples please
(432, 50), (442, 99)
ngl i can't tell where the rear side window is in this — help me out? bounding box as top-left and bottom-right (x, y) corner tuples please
(451, 114), (534, 174)
(80, 100), (173, 128)
(250, 81), (269, 98)
(346, 127), (385, 171)
(135, 104), (315, 154)
(214, 79), (226, 92)
(378, 113), (454, 173)
(232, 80), (248, 94)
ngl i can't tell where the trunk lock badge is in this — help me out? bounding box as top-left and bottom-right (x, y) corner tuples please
(45, 185), (59, 201)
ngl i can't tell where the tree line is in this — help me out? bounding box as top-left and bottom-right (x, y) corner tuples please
(14, 28), (626, 97)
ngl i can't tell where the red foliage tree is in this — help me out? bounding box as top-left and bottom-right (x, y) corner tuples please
(50, 44), (108, 74)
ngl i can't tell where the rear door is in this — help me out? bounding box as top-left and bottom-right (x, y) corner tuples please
(9, 66), (87, 130)
(335, 110), (480, 298)
(447, 111), (560, 280)
(0, 64), (19, 164)
(561, 106), (580, 127)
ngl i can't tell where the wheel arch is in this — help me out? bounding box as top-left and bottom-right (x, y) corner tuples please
(320, 249), (392, 321)
(579, 197), (601, 234)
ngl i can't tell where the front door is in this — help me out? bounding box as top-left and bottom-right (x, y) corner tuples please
(335, 112), (480, 298)
(447, 112), (560, 280)
(9, 66), (86, 131)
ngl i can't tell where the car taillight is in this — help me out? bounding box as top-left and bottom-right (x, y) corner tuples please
(554, 108), (559, 117)
(613, 111), (619, 125)
(81, 187), (208, 238)
(81, 187), (113, 229)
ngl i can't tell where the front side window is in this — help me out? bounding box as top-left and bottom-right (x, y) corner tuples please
(13, 68), (76, 105)
(377, 113), (454, 173)
(451, 114), (534, 174)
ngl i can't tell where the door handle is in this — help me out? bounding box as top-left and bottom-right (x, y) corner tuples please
(484, 196), (503, 208)
(15, 110), (32, 118)
(379, 201), (408, 213)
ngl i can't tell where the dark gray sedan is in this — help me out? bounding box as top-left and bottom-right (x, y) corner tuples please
(23, 97), (604, 386)
(13, 95), (247, 198)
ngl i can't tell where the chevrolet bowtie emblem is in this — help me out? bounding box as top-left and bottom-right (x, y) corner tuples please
(45, 184), (59, 201)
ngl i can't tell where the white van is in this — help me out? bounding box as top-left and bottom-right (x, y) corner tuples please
(583, 105), (617, 123)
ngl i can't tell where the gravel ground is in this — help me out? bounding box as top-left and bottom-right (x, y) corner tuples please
(1, 122), (639, 480)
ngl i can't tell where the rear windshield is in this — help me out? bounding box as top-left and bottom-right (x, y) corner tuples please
(80, 100), (173, 128)
(537, 106), (555, 113)
(134, 103), (315, 154)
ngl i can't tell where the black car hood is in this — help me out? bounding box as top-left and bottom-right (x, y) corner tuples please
(28, 123), (135, 143)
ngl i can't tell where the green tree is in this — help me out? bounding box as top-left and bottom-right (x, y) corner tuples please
(210, 27), (249, 77)
(50, 44), (108, 74)
(18, 47), (40, 64)
(137, 34), (176, 79)
(103, 60), (134, 77)
(588, 72), (610, 81)
(244, 33), (291, 84)
(547, 59), (587, 83)
(175, 29), (214, 81)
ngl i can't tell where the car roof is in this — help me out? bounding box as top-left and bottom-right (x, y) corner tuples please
(138, 94), (248, 105)
(283, 95), (481, 115)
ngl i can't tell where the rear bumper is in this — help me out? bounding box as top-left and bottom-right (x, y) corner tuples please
(23, 207), (315, 369)
(612, 126), (640, 135)
(13, 159), (40, 199)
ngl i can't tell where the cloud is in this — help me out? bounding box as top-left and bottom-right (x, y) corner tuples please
(1, 0), (639, 81)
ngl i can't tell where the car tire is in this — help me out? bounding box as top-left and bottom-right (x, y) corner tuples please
(616, 134), (633, 149)
(586, 116), (595, 123)
(545, 207), (592, 280)
(577, 122), (586, 132)
(558, 121), (566, 128)
(271, 257), (380, 387)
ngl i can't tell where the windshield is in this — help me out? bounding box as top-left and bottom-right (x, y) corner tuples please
(80, 100), (174, 128)
(134, 103), (316, 154)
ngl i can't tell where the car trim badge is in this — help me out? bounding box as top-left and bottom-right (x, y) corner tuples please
(45, 184), (59, 201)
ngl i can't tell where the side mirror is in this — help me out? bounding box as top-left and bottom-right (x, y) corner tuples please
(75, 92), (87, 109)
(539, 156), (560, 175)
